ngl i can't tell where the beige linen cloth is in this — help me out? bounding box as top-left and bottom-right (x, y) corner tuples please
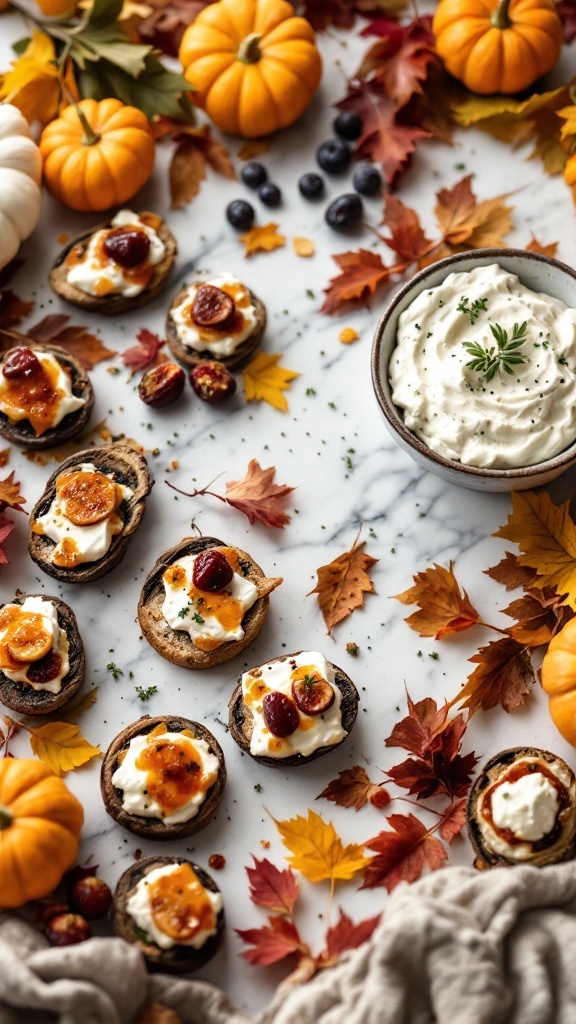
(3, 861), (576, 1024)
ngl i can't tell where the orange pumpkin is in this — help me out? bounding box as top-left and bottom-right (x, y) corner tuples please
(35, 0), (77, 16)
(0, 759), (84, 908)
(541, 618), (576, 745)
(564, 153), (576, 186)
(39, 99), (155, 213)
(432, 0), (563, 96)
(179, 0), (322, 138)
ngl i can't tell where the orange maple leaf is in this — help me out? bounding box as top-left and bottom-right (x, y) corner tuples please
(240, 223), (286, 257)
(0, 471), (26, 514)
(317, 766), (390, 811)
(455, 636), (535, 716)
(308, 535), (378, 633)
(381, 194), (434, 262)
(525, 235), (559, 258)
(434, 174), (513, 249)
(394, 562), (480, 639)
(225, 459), (295, 528)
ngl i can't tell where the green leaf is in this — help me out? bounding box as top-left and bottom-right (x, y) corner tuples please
(78, 53), (195, 121)
(12, 37), (31, 56)
(70, 27), (151, 77)
(84, 0), (124, 28)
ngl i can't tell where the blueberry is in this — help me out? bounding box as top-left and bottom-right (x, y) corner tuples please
(298, 172), (325, 199)
(258, 182), (282, 207)
(226, 200), (255, 230)
(325, 193), (363, 230)
(352, 164), (382, 196)
(333, 111), (362, 141)
(316, 138), (352, 175)
(240, 162), (267, 189)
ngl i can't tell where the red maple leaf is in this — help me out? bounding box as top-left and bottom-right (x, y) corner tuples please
(385, 694), (449, 757)
(122, 329), (165, 373)
(0, 516), (14, 565)
(320, 908), (381, 962)
(321, 249), (394, 315)
(246, 858), (299, 916)
(236, 915), (309, 965)
(301, 0), (356, 30)
(224, 460), (295, 529)
(317, 766), (391, 811)
(381, 194), (433, 262)
(362, 813), (447, 892)
(438, 799), (467, 844)
(356, 18), (436, 108)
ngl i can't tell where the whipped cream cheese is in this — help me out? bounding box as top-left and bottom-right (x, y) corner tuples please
(66, 210), (165, 298)
(0, 351), (85, 431)
(242, 651), (346, 758)
(491, 772), (559, 841)
(127, 864), (222, 950)
(33, 462), (132, 566)
(171, 273), (257, 357)
(162, 552), (259, 649)
(389, 264), (576, 469)
(0, 596), (69, 693)
(111, 731), (220, 825)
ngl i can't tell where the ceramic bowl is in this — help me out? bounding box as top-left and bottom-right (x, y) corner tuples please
(371, 247), (576, 492)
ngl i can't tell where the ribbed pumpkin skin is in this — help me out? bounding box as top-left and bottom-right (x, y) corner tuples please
(35, 0), (77, 16)
(0, 759), (84, 908)
(179, 0), (322, 137)
(433, 0), (563, 95)
(541, 618), (576, 745)
(0, 105), (42, 272)
(39, 99), (155, 213)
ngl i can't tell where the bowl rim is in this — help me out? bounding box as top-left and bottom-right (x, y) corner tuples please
(370, 246), (576, 480)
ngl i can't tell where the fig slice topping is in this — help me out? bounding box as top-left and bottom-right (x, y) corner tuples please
(3, 347), (42, 380)
(292, 672), (335, 716)
(262, 691), (299, 738)
(57, 470), (117, 526)
(27, 649), (63, 683)
(192, 284), (235, 328)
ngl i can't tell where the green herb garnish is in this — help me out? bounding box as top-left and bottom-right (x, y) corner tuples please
(463, 321), (529, 383)
(178, 603), (191, 619)
(107, 662), (123, 680)
(193, 611), (205, 624)
(302, 674), (316, 689)
(135, 685), (158, 702)
(457, 296), (488, 325)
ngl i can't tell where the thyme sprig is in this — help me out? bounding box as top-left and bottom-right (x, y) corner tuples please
(457, 296), (488, 325)
(463, 321), (529, 383)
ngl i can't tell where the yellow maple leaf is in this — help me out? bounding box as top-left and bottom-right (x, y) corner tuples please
(465, 196), (514, 249)
(494, 491), (576, 610)
(240, 222), (286, 257)
(274, 809), (367, 884)
(27, 721), (101, 776)
(558, 105), (576, 141)
(242, 352), (299, 412)
(0, 30), (78, 125)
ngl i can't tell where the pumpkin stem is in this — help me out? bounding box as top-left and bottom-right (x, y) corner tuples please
(237, 32), (263, 64)
(0, 805), (13, 831)
(491, 0), (512, 29)
(73, 102), (101, 147)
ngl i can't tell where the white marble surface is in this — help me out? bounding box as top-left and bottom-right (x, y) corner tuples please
(2, 9), (576, 1016)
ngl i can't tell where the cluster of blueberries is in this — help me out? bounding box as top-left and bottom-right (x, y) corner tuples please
(225, 111), (381, 233)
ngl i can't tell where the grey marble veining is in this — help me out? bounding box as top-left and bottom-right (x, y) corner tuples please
(1, 8), (576, 1015)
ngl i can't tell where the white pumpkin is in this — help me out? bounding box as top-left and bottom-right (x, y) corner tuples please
(0, 104), (42, 271)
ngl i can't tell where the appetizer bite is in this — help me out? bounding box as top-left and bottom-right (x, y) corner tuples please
(467, 746), (576, 868)
(0, 344), (93, 450)
(229, 651), (359, 767)
(50, 210), (177, 315)
(101, 715), (226, 840)
(166, 273), (266, 371)
(0, 594), (84, 715)
(113, 855), (224, 973)
(29, 445), (152, 584)
(138, 536), (282, 669)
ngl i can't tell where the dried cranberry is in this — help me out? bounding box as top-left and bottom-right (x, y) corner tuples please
(192, 284), (235, 327)
(189, 361), (236, 403)
(262, 692), (299, 738)
(193, 549), (234, 592)
(69, 876), (112, 920)
(3, 347), (42, 380)
(292, 677), (335, 716)
(26, 650), (62, 684)
(103, 228), (151, 268)
(138, 363), (185, 407)
(208, 853), (226, 870)
(45, 913), (91, 946)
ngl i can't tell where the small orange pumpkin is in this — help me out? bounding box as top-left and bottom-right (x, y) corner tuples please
(541, 618), (576, 745)
(179, 0), (322, 138)
(564, 153), (576, 186)
(432, 0), (563, 96)
(35, 0), (77, 16)
(0, 758), (84, 908)
(39, 99), (155, 213)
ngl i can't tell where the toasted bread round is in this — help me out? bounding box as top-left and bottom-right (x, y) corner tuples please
(0, 343), (94, 450)
(138, 536), (281, 669)
(0, 593), (84, 715)
(50, 214), (177, 315)
(228, 651), (359, 767)
(28, 445), (152, 584)
(165, 284), (266, 371)
(113, 855), (224, 974)
(101, 714), (226, 841)
(467, 746), (576, 869)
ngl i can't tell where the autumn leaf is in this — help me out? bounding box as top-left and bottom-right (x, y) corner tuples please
(242, 352), (299, 412)
(26, 315), (116, 369)
(385, 694), (449, 757)
(494, 490), (576, 610)
(455, 637), (535, 716)
(0, 450), (9, 469)
(167, 124), (235, 208)
(338, 327), (359, 344)
(293, 237), (315, 257)
(237, 139), (271, 160)
(0, 29), (78, 124)
(246, 858), (299, 916)
(385, 697), (478, 800)
(135, 0), (215, 57)
(502, 588), (573, 646)
(240, 223), (286, 257)
(438, 799), (467, 843)
(557, 0), (576, 42)
(308, 535), (378, 634)
(434, 175), (513, 249)
(394, 562), (480, 640)
(0, 517), (14, 565)
(319, 908), (381, 962)
(236, 915), (309, 965)
(0, 472), (26, 514)
(381, 194), (433, 262)
(356, 18), (435, 108)
(484, 550), (537, 591)
(317, 766), (391, 811)
(122, 328), (165, 373)
(224, 459), (295, 528)
(273, 809), (368, 885)
(25, 721), (101, 776)
(301, 0), (356, 30)
(0, 290), (34, 330)
(362, 813), (447, 892)
(525, 235), (558, 258)
(321, 249), (393, 315)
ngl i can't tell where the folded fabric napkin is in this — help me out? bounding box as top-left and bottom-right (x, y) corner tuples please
(3, 860), (576, 1024)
